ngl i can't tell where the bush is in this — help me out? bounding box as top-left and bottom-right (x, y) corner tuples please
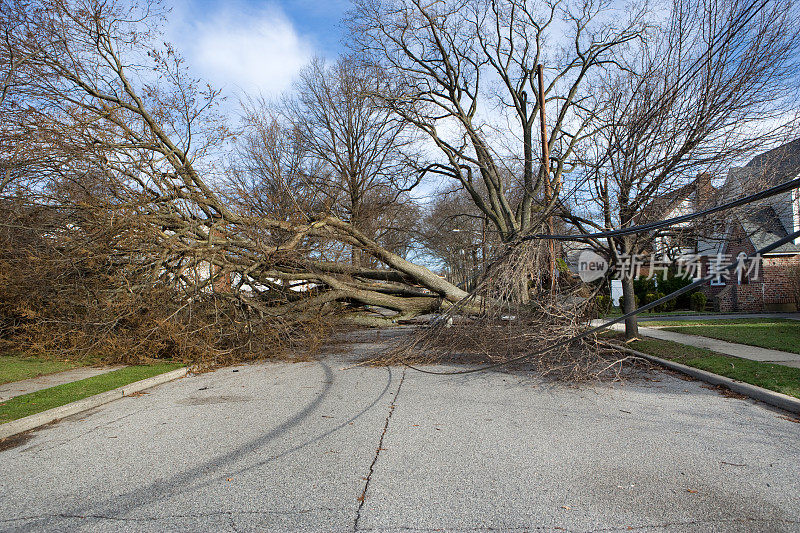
(691, 292), (708, 312)
(633, 277), (656, 305)
(617, 292), (640, 310)
(641, 291), (672, 313)
(658, 273), (694, 309)
(595, 295), (612, 314)
(653, 291), (672, 313)
(641, 292), (654, 312)
(633, 272), (696, 310)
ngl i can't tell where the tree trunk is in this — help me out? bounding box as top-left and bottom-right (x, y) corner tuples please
(516, 273), (530, 304)
(351, 246), (362, 268)
(621, 275), (638, 340)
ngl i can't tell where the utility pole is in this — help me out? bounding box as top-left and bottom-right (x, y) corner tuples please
(481, 214), (487, 273)
(537, 64), (556, 293)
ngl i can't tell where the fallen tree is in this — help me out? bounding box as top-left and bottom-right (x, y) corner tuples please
(5, 0), (793, 373)
(0, 0), (484, 365)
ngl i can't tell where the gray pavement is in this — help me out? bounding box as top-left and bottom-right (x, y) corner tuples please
(0, 366), (125, 401)
(0, 332), (799, 532)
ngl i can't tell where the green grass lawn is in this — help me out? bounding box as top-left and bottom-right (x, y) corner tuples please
(616, 335), (800, 399)
(647, 319), (800, 354)
(0, 353), (89, 385)
(0, 362), (184, 424)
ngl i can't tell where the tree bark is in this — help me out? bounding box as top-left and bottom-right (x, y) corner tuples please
(621, 276), (638, 340)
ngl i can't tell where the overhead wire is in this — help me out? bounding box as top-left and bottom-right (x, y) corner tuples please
(404, 226), (800, 375)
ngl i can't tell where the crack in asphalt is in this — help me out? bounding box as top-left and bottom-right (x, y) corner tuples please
(226, 512), (240, 533)
(353, 367), (406, 532)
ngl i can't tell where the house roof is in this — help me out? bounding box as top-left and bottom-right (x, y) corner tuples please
(638, 173), (717, 225)
(677, 139), (800, 257)
(743, 138), (800, 186)
(740, 204), (800, 254)
(725, 138), (800, 255)
(718, 138), (800, 207)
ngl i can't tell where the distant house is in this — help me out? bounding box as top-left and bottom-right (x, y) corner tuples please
(644, 139), (800, 312)
(703, 139), (800, 312)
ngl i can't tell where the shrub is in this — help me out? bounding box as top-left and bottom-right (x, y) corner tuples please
(653, 292), (671, 313)
(595, 295), (612, 314)
(643, 291), (670, 312)
(633, 278), (656, 305)
(657, 273), (694, 309)
(691, 292), (708, 312)
(618, 292), (640, 310)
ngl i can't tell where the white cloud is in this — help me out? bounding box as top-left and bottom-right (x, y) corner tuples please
(167, 2), (314, 98)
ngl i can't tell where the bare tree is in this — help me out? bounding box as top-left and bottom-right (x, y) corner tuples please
(283, 56), (419, 267)
(226, 107), (322, 224)
(349, 0), (648, 247)
(420, 188), (495, 288)
(228, 95), (422, 268)
(566, 0), (800, 338)
(0, 0), (478, 349)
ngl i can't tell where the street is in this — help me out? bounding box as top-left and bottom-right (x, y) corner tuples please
(1, 331), (799, 532)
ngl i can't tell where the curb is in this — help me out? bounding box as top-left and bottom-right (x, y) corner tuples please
(612, 344), (800, 414)
(0, 367), (189, 441)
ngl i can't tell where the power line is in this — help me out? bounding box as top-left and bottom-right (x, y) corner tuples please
(521, 175), (800, 243)
(452, 174), (800, 298)
(405, 225), (800, 375)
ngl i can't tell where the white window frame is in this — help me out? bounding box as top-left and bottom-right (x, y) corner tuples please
(793, 187), (800, 245)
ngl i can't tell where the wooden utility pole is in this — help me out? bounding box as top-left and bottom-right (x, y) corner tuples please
(537, 64), (556, 293)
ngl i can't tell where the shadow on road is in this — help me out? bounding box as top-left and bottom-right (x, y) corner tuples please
(8, 359), (395, 531)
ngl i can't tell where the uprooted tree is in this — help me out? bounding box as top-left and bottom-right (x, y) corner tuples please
(348, 0), (652, 300)
(0, 0), (477, 363)
(1, 0), (798, 369)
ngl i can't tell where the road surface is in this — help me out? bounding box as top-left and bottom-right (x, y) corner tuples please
(1, 329), (798, 532)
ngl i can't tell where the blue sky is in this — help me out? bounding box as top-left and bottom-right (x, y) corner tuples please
(164, 0), (350, 99)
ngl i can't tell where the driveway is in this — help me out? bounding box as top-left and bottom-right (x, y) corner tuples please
(0, 331), (798, 532)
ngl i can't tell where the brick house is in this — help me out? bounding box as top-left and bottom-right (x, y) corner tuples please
(702, 214), (800, 311)
(643, 139), (800, 311)
(701, 139), (800, 311)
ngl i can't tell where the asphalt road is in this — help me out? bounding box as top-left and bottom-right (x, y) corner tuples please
(1, 330), (799, 532)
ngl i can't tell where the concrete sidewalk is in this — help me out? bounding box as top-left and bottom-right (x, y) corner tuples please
(636, 312), (800, 322)
(0, 329), (798, 532)
(0, 366), (125, 401)
(603, 323), (800, 368)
